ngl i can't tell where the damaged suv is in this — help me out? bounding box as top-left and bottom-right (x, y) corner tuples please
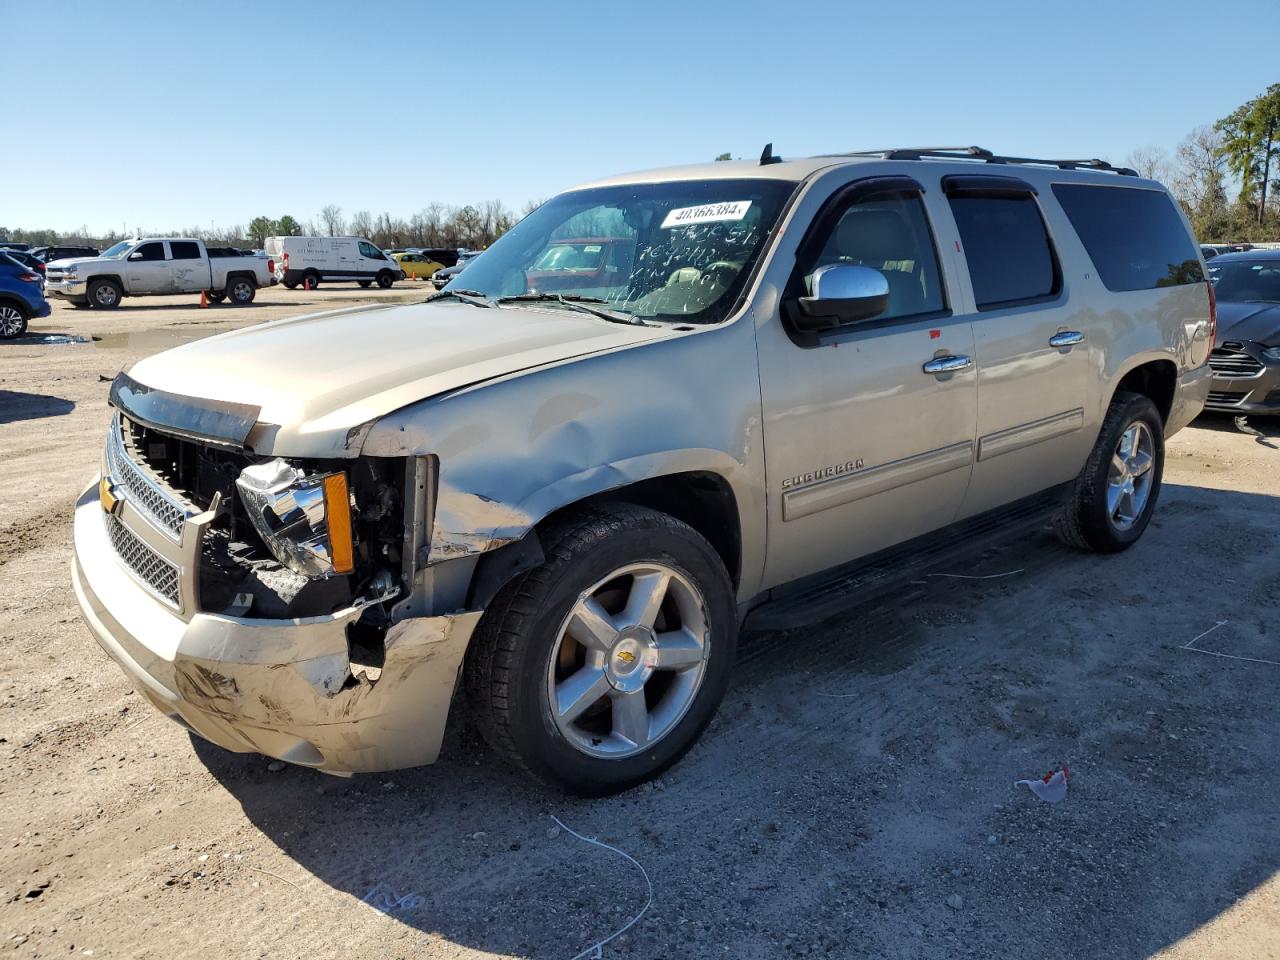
(73, 146), (1213, 794)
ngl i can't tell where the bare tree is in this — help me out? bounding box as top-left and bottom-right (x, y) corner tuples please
(319, 205), (345, 237)
(349, 209), (374, 239)
(1124, 145), (1173, 182)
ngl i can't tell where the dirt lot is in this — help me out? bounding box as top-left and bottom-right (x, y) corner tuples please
(2, 287), (1279, 959)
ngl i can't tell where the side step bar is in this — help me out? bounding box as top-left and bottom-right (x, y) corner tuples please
(742, 486), (1067, 634)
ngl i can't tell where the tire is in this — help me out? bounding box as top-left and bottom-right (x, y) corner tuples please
(376, 270), (394, 289)
(303, 271), (319, 291)
(465, 504), (737, 796)
(227, 277), (256, 305)
(1054, 390), (1164, 553)
(284, 282), (298, 290)
(358, 280), (372, 289)
(0, 301), (29, 339)
(69, 297), (90, 309)
(88, 278), (122, 309)
(206, 290), (226, 303)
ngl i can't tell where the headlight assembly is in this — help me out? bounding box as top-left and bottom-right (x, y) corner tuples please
(235, 459), (355, 578)
(1263, 345), (1280, 362)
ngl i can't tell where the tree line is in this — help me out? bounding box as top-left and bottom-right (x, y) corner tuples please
(1125, 82), (1279, 242)
(1, 198), (536, 252)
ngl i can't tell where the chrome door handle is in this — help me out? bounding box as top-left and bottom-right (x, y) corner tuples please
(922, 355), (973, 375)
(1049, 331), (1085, 348)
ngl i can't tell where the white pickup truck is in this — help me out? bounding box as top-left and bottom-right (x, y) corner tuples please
(44, 238), (277, 309)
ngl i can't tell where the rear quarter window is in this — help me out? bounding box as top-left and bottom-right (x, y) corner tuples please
(1051, 184), (1204, 291)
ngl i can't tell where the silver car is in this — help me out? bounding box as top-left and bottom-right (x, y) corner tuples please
(73, 146), (1212, 794)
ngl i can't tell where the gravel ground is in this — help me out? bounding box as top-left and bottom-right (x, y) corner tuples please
(2, 288), (1278, 959)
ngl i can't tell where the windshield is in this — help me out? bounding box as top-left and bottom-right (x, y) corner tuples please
(455, 178), (796, 323)
(1212, 260), (1280, 302)
(102, 241), (134, 259)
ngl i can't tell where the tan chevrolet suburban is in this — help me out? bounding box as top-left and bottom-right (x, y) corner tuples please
(72, 146), (1214, 794)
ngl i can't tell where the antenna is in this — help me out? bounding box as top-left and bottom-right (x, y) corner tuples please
(759, 143), (782, 166)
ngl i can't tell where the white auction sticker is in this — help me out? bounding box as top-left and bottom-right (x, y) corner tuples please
(660, 201), (752, 229)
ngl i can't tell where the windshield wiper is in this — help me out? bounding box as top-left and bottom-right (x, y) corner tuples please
(426, 288), (494, 308)
(495, 293), (647, 326)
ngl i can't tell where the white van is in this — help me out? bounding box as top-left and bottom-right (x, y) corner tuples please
(264, 236), (403, 289)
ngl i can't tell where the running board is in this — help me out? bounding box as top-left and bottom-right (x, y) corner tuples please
(742, 486), (1066, 634)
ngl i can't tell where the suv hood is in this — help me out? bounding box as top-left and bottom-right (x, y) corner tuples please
(124, 301), (670, 457)
(1214, 299), (1280, 347)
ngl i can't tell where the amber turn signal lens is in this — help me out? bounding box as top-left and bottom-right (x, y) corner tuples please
(322, 472), (354, 575)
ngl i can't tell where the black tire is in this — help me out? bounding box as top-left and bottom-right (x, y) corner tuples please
(465, 503), (737, 796)
(0, 300), (29, 339)
(376, 270), (394, 289)
(1054, 390), (1164, 553)
(206, 290), (226, 303)
(303, 271), (320, 290)
(284, 281), (298, 290)
(88, 278), (122, 309)
(69, 297), (90, 309)
(227, 277), (256, 305)
(358, 280), (372, 289)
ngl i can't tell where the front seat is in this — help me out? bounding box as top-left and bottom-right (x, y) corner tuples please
(828, 208), (925, 317)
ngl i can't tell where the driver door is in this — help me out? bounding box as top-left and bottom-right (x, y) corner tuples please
(125, 241), (174, 293)
(755, 178), (979, 588)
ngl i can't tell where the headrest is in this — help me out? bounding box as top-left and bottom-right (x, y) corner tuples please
(835, 208), (916, 262)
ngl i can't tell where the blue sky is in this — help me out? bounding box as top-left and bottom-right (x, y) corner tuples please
(3, 0), (1276, 234)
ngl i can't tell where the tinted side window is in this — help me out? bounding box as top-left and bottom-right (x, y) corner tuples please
(169, 241), (200, 260)
(801, 193), (946, 321)
(359, 241), (382, 259)
(1052, 185), (1204, 291)
(948, 196), (1059, 309)
(132, 242), (165, 262)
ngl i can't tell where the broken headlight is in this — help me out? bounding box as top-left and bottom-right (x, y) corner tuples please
(235, 459), (355, 578)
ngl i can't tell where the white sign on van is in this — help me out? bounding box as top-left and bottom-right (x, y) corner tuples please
(660, 201), (752, 229)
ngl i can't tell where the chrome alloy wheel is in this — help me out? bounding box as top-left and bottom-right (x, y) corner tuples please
(231, 280), (253, 301)
(0, 305), (24, 337)
(94, 283), (118, 306)
(547, 562), (710, 759)
(1107, 421), (1155, 531)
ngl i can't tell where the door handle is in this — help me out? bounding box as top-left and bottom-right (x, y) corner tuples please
(922, 355), (973, 375)
(1049, 331), (1085, 348)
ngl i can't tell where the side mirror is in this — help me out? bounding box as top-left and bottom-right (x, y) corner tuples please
(127, 251), (143, 261)
(792, 264), (891, 330)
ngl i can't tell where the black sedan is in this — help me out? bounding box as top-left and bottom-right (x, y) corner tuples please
(1206, 249), (1280, 415)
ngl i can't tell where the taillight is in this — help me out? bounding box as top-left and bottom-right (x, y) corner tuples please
(1206, 280), (1217, 349)
(282, 252), (289, 269)
(17, 272), (40, 283)
(267, 258), (275, 274)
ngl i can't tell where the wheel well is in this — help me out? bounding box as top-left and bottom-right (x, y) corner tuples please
(227, 271), (256, 286)
(555, 471), (742, 588)
(1115, 360), (1176, 423)
(85, 274), (123, 288)
(0, 294), (30, 316)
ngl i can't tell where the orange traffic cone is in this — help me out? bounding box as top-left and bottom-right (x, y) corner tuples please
(200, 289), (208, 308)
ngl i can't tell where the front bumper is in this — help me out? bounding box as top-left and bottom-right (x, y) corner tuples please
(72, 481), (481, 774)
(1205, 344), (1280, 415)
(44, 276), (88, 299)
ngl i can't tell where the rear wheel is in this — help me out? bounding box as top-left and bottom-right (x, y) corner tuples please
(465, 504), (736, 795)
(88, 278), (122, 309)
(303, 271), (319, 290)
(284, 281), (298, 290)
(1055, 391), (1164, 553)
(69, 297), (90, 309)
(358, 280), (372, 289)
(205, 290), (226, 303)
(228, 277), (256, 305)
(0, 301), (29, 339)
(376, 270), (394, 289)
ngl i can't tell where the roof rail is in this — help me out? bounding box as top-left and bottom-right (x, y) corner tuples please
(827, 145), (1138, 177)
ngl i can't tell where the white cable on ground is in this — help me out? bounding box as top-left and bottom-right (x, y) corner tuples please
(1180, 619), (1280, 666)
(550, 815), (654, 960)
(924, 569), (1024, 580)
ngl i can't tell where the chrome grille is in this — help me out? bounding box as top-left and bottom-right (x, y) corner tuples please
(1206, 390), (1247, 406)
(1208, 347), (1264, 379)
(105, 513), (181, 608)
(106, 419), (191, 538)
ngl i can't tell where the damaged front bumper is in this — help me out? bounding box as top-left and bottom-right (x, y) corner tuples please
(72, 482), (481, 775)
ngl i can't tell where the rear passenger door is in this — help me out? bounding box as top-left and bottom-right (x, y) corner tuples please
(941, 176), (1095, 519)
(167, 241), (209, 292)
(124, 241), (174, 293)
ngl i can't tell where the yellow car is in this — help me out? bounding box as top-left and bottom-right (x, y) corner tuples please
(391, 252), (445, 280)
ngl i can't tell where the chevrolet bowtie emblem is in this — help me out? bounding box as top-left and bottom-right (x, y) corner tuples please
(617, 650), (637, 664)
(99, 476), (121, 515)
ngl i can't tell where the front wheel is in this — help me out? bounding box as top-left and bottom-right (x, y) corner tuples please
(1055, 391), (1164, 553)
(358, 280), (372, 289)
(0, 302), (29, 339)
(284, 281), (298, 290)
(205, 290), (226, 303)
(465, 504), (736, 795)
(376, 270), (394, 289)
(89, 278), (122, 309)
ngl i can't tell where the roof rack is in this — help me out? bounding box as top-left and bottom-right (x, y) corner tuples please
(828, 145), (1138, 177)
